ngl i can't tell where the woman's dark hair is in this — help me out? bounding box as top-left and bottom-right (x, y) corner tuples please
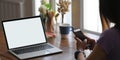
(100, 0), (120, 24)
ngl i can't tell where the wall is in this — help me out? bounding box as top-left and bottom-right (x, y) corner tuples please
(72, 0), (81, 29)
(23, 0), (33, 17)
(0, 0), (33, 18)
(0, 0), (81, 29)
(0, 0), (33, 30)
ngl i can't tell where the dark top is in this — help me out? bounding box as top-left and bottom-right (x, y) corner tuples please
(97, 26), (120, 60)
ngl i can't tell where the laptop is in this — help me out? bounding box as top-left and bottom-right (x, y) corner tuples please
(1, 16), (62, 60)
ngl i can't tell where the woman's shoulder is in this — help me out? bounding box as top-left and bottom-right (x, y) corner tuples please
(98, 27), (120, 43)
(101, 27), (119, 37)
(97, 26), (120, 56)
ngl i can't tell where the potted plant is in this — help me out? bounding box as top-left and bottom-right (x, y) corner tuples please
(57, 0), (71, 24)
(39, 0), (55, 38)
(56, 0), (71, 34)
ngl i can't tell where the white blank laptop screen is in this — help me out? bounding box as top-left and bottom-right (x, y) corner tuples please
(3, 17), (46, 49)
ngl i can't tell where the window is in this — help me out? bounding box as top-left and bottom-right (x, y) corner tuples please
(82, 0), (102, 33)
(33, 0), (49, 16)
(33, 0), (72, 25)
(33, 0), (41, 16)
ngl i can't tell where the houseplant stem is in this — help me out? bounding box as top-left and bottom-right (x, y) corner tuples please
(62, 13), (64, 24)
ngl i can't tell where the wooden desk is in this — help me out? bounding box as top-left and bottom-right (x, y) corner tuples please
(0, 30), (76, 60)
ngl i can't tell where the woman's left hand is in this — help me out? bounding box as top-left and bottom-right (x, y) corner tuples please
(75, 37), (87, 50)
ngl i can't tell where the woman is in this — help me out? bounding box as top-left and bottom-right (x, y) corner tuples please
(75, 0), (120, 60)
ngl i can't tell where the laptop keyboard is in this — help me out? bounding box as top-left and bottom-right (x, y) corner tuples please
(13, 44), (53, 54)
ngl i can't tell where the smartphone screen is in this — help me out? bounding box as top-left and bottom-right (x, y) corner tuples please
(73, 29), (87, 41)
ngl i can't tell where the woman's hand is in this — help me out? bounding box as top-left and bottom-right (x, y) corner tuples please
(86, 37), (96, 50)
(75, 37), (87, 50)
(75, 37), (96, 50)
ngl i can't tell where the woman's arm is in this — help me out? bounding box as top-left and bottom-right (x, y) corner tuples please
(77, 44), (107, 60)
(87, 44), (106, 60)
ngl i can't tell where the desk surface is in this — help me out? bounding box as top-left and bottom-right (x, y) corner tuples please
(0, 30), (76, 60)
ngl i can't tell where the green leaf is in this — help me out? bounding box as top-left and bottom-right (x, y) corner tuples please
(45, 3), (51, 10)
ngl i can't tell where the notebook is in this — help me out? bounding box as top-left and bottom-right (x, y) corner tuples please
(1, 16), (62, 60)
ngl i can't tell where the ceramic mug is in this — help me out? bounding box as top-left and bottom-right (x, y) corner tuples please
(59, 24), (73, 34)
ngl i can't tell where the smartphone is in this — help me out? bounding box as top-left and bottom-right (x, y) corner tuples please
(73, 28), (92, 49)
(73, 29), (87, 41)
